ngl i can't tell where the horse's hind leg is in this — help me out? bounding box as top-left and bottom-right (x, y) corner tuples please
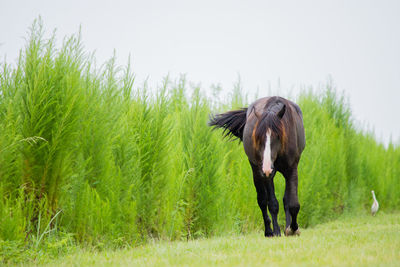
(283, 188), (292, 233)
(283, 166), (300, 236)
(250, 162), (273, 237)
(266, 174), (281, 236)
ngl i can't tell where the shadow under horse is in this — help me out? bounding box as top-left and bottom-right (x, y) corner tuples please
(209, 96), (305, 237)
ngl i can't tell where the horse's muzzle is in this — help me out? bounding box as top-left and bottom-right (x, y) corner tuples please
(263, 166), (274, 177)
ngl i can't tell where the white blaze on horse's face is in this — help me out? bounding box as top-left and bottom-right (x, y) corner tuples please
(262, 129), (273, 176)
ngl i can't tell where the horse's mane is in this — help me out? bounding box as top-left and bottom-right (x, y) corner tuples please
(252, 98), (288, 150)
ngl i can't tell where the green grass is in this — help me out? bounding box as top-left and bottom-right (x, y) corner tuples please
(25, 212), (398, 267)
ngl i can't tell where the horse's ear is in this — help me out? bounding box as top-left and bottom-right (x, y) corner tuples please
(251, 106), (259, 119)
(277, 103), (286, 119)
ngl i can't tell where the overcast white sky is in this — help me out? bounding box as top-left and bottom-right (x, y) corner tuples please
(1, 0), (400, 145)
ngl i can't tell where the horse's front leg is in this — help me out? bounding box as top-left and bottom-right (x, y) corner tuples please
(283, 166), (300, 236)
(251, 163), (273, 237)
(255, 179), (274, 237)
(265, 173), (281, 236)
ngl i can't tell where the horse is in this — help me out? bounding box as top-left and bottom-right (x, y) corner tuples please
(209, 96), (305, 237)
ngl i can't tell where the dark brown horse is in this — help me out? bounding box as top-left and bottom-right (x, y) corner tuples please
(209, 96), (305, 237)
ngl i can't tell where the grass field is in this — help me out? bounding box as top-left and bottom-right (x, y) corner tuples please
(23, 212), (397, 267)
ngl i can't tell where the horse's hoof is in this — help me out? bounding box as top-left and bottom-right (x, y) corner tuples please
(265, 232), (274, 238)
(274, 231), (281, 237)
(265, 229), (274, 237)
(285, 227), (292, 236)
(294, 229), (301, 236)
(285, 227), (301, 236)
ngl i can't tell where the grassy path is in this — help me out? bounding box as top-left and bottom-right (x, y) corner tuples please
(34, 212), (400, 266)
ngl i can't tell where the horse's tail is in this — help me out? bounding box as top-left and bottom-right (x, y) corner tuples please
(208, 108), (247, 141)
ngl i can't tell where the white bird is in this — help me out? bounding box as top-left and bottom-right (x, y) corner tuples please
(371, 190), (379, 216)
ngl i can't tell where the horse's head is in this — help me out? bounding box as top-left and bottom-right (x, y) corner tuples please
(252, 101), (286, 177)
